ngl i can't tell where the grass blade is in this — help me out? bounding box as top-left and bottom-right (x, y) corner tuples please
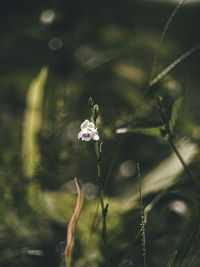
(167, 250), (178, 267)
(149, 43), (200, 87)
(188, 248), (200, 267)
(150, 0), (186, 82)
(169, 96), (184, 134)
(172, 203), (200, 267)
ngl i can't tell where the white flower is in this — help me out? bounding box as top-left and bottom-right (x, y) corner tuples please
(78, 120), (99, 141)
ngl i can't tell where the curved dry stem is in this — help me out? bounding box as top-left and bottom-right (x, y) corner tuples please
(65, 177), (83, 267)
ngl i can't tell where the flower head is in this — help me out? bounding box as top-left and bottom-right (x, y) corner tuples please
(78, 120), (99, 141)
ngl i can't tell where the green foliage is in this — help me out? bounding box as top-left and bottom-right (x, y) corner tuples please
(0, 0), (200, 267)
(169, 96), (184, 134)
(21, 67), (48, 178)
(127, 127), (161, 137)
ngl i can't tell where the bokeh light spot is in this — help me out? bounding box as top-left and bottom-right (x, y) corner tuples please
(40, 9), (55, 24)
(48, 37), (63, 51)
(119, 160), (136, 178)
(169, 200), (188, 216)
(82, 183), (97, 199)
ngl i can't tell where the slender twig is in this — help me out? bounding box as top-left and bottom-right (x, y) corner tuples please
(65, 177), (83, 267)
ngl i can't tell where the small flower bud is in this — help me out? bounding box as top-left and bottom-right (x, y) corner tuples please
(99, 142), (103, 153)
(88, 97), (94, 108)
(93, 104), (99, 123)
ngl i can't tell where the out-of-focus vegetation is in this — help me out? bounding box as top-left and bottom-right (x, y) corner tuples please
(1, 1), (200, 266)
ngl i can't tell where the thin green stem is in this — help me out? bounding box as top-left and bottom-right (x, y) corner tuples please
(95, 141), (109, 266)
(188, 248), (200, 267)
(168, 136), (197, 187)
(137, 163), (147, 267)
(149, 43), (200, 88)
(123, 230), (140, 262)
(89, 99), (109, 265)
(149, 0), (186, 84)
(167, 250), (178, 267)
(155, 96), (200, 190)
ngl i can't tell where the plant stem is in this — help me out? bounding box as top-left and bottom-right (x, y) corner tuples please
(156, 96), (199, 189)
(95, 141), (109, 266)
(168, 136), (197, 187)
(149, 0), (186, 84)
(188, 248), (200, 267)
(137, 163), (147, 267)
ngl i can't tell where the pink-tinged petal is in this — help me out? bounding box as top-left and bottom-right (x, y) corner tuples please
(92, 133), (99, 141)
(81, 120), (89, 130)
(88, 122), (95, 129)
(78, 131), (83, 139)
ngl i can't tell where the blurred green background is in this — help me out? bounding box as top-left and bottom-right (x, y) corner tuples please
(1, 0), (200, 266)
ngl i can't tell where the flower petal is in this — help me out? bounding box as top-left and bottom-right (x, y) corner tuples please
(78, 120), (100, 141)
(88, 122), (95, 129)
(78, 131), (83, 139)
(92, 132), (99, 141)
(82, 135), (92, 141)
(91, 127), (97, 133)
(81, 120), (89, 130)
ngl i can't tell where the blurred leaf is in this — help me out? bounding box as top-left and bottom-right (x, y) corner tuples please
(127, 127), (161, 137)
(169, 96), (183, 134)
(167, 250), (177, 267)
(116, 121), (163, 135)
(172, 203), (200, 267)
(128, 139), (198, 203)
(21, 67), (48, 178)
(128, 119), (163, 128)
